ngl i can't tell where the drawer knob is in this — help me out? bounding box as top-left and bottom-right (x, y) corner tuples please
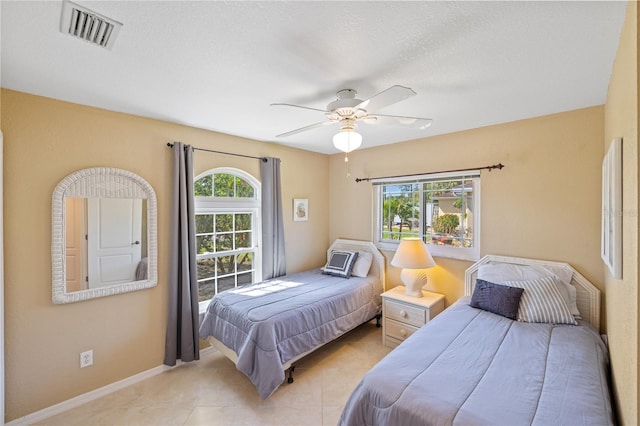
(400, 329), (407, 337)
(399, 309), (407, 318)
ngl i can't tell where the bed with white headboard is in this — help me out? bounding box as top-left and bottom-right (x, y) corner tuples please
(464, 254), (601, 330)
(199, 238), (385, 400)
(340, 254), (614, 426)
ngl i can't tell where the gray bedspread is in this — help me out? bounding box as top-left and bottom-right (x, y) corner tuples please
(199, 269), (382, 399)
(340, 297), (614, 426)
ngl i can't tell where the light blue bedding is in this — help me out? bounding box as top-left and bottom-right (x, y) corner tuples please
(340, 297), (614, 426)
(199, 269), (382, 399)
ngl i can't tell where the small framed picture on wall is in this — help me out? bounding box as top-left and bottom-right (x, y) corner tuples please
(293, 198), (308, 222)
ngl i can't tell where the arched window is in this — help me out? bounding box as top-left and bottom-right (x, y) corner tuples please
(194, 168), (261, 311)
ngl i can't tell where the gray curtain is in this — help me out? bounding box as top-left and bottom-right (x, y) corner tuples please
(261, 157), (286, 279)
(164, 142), (199, 366)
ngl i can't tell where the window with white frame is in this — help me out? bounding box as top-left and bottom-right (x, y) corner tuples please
(373, 172), (480, 261)
(194, 168), (261, 311)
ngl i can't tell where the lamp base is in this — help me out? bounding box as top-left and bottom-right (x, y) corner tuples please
(400, 269), (428, 298)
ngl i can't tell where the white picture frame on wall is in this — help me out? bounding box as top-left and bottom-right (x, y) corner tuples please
(601, 137), (622, 279)
(293, 198), (308, 222)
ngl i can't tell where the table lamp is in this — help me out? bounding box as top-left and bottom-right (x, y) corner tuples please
(391, 238), (436, 297)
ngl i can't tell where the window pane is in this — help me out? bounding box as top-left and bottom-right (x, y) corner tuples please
(195, 214), (214, 234)
(235, 231), (251, 249)
(217, 276), (235, 293)
(198, 278), (216, 302)
(216, 255), (235, 275)
(213, 174), (234, 197)
(237, 272), (253, 286)
(194, 175), (212, 197)
(380, 183), (420, 242)
(236, 177), (254, 198)
(197, 258), (216, 280)
(196, 235), (214, 254)
(424, 179), (473, 248)
(237, 252), (253, 272)
(216, 234), (233, 252)
(196, 172), (257, 199)
(235, 213), (251, 231)
(215, 214), (233, 233)
(381, 189), (393, 240)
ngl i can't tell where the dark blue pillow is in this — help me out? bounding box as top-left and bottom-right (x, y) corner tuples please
(469, 279), (524, 320)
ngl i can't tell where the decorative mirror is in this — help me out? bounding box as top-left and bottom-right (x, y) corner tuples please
(52, 167), (158, 304)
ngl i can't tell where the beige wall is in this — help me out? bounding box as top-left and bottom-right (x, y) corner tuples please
(1, 89), (329, 421)
(603, 2), (639, 424)
(330, 107), (604, 310)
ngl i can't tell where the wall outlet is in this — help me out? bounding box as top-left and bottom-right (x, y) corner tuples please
(80, 350), (93, 368)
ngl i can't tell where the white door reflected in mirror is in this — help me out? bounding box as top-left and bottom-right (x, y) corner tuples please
(65, 197), (147, 291)
(88, 198), (142, 288)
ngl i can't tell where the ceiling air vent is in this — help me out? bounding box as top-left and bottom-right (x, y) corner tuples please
(60, 0), (123, 49)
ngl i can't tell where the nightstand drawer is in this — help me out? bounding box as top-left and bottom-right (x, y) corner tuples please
(384, 299), (426, 327)
(385, 318), (419, 341)
(384, 335), (403, 349)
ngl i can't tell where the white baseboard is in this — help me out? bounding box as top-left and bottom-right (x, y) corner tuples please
(6, 347), (216, 426)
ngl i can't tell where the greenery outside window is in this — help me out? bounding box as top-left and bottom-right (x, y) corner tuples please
(194, 168), (261, 312)
(374, 172), (480, 261)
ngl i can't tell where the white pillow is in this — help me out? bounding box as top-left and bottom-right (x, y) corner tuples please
(351, 251), (374, 278)
(478, 263), (580, 318)
(503, 277), (577, 325)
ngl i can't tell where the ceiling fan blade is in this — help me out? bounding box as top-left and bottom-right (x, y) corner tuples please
(271, 103), (329, 114)
(276, 121), (334, 138)
(365, 114), (433, 130)
(355, 85), (417, 112)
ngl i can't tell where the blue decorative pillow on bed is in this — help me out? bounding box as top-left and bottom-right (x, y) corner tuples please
(469, 279), (524, 320)
(322, 250), (359, 278)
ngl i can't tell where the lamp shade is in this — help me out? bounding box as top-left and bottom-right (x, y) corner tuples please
(391, 238), (435, 269)
(333, 130), (362, 153)
(391, 238), (435, 297)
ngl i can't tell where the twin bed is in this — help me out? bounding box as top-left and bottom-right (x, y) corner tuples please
(340, 254), (614, 425)
(198, 239), (385, 399)
(199, 239), (614, 425)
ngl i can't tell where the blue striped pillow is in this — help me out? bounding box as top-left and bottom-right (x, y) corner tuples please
(503, 276), (577, 325)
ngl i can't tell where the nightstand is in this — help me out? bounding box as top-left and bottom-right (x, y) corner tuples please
(381, 286), (445, 348)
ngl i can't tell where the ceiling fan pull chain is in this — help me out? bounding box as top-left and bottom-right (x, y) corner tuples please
(345, 153), (351, 178)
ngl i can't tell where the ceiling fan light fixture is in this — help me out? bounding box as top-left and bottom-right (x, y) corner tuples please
(333, 130), (362, 153)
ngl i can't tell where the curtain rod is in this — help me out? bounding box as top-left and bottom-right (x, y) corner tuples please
(354, 163), (504, 183)
(166, 142), (268, 162)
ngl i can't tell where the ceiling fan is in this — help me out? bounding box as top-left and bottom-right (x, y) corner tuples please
(271, 85), (433, 152)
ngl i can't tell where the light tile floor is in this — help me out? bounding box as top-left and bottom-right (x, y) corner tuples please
(33, 321), (390, 426)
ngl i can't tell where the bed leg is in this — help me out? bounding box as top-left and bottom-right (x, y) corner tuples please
(375, 313), (382, 328)
(287, 366), (295, 384)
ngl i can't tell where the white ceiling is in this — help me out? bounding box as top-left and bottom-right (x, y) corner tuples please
(1, 1), (627, 154)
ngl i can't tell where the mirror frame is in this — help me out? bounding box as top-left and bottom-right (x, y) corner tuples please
(52, 167), (158, 304)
